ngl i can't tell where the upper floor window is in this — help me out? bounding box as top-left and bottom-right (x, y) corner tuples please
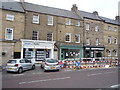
(86, 23), (90, 30)
(75, 21), (80, 26)
(107, 50), (111, 56)
(113, 50), (117, 56)
(86, 38), (90, 45)
(32, 31), (39, 40)
(6, 14), (14, 21)
(108, 26), (111, 30)
(47, 32), (53, 41)
(65, 33), (71, 42)
(95, 25), (98, 32)
(48, 16), (53, 25)
(32, 15), (39, 24)
(96, 38), (99, 46)
(66, 19), (71, 25)
(5, 28), (13, 40)
(108, 36), (111, 44)
(75, 34), (80, 43)
(114, 38), (117, 44)
(114, 27), (117, 32)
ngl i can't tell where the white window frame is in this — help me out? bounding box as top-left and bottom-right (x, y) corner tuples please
(86, 38), (90, 45)
(107, 50), (111, 56)
(114, 38), (117, 44)
(96, 38), (99, 46)
(86, 23), (90, 30)
(32, 14), (39, 24)
(48, 16), (53, 26)
(75, 21), (80, 26)
(108, 36), (111, 44)
(5, 28), (13, 40)
(75, 34), (80, 43)
(95, 25), (98, 32)
(32, 31), (39, 40)
(6, 14), (14, 21)
(65, 33), (71, 42)
(47, 32), (53, 41)
(66, 19), (71, 25)
(108, 26), (111, 30)
(114, 27), (117, 32)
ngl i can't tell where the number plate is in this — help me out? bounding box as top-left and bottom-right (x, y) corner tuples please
(51, 67), (55, 69)
(7, 68), (12, 70)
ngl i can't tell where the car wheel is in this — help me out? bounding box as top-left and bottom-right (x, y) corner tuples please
(41, 65), (43, 69)
(18, 68), (23, 74)
(32, 65), (35, 70)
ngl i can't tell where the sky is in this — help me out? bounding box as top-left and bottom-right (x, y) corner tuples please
(10, 0), (120, 19)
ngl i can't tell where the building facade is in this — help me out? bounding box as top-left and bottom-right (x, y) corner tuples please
(1, 1), (120, 65)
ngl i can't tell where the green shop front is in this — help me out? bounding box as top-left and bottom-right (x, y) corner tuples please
(60, 44), (83, 60)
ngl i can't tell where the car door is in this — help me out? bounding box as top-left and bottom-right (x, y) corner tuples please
(19, 59), (26, 70)
(25, 59), (32, 70)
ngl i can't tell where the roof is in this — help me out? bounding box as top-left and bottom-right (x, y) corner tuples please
(1, 2), (25, 12)
(23, 2), (81, 20)
(100, 16), (120, 25)
(79, 10), (102, 21)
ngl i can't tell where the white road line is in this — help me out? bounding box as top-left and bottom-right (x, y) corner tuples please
(88, 73), (102, 76)
(19, 77), (71, 85)
(110, 84), (120, 88)
(12, 74), (24, 76)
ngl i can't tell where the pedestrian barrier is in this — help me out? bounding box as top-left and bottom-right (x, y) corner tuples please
(59, 57), (118, 70)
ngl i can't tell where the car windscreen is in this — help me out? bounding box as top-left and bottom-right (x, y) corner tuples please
(7, 60), (16, 64)
(46, 59), (58, 63)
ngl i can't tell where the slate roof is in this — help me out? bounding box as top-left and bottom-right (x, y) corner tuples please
(1, 2), (24, 12)
(100, 16), (120, 25)
(23, 2), (81, 20)
(79, 10), (103, 21)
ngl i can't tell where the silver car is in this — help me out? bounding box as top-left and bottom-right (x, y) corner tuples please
(41, 59), (60, 71)
(6, 58), (35, 73)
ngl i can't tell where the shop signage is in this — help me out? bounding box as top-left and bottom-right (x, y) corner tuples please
(91, 48), (104, 50)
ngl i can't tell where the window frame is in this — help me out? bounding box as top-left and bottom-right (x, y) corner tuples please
(108, 26), (111, 30)
(6, 14), (14, 21)
(75, 34), (80, 43)
(32, 14), (40, 24)
(86, 23), (90, 31)
(95, 25), (98, 32)
(86, 38), (90, 45)
(65, 33), (71, 42)
(66, 19), (71, 25)
(32, 30), (39, 40)
(75, 21), (80, 26)
(48, 16), (53, 26)
(107, 50), (111, 56)
(96, 38), (99, 46)
(5, 28), (13, 40)
(47, 32), (53, 41)
(114, 27), (117, 32)
(108, 36), (111, 44)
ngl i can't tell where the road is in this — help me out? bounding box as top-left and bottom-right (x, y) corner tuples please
(2, 67), (120, 89)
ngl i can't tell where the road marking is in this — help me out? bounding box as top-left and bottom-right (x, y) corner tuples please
(19, 77), (71, 85)
(88, 73), (102, 76)
(12, 74), (24, 76)
(32, 72), (43, 75)
(110, 84), (120, 88)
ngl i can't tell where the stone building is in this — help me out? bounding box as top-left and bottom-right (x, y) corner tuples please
(0, 1), (120, 65)
(0, 2), (25, 65)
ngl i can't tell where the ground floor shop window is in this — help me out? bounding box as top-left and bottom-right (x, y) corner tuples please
(23, 48), (51, 61)
(61, 49), (80, 59)
(14, 52), (21, 59)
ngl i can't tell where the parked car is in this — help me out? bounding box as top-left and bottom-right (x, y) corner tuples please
(6, 58), (35, 74)
(41, 58), (60, 71)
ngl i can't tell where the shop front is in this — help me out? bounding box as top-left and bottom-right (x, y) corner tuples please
(60, 44), (83, 60)
(83, 46), (105, 58)
(21, 39), (55, 63)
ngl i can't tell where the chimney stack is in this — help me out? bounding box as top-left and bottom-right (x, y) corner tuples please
(71, 4), (78, 12)
(20, 0), (24, 3)
(93, 11), (98, 16)
(115, 16), (120, 21)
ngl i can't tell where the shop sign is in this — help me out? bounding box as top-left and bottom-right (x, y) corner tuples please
(91, 48), (104, 50)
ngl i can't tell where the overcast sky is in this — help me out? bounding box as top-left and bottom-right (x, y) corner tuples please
(13, 0), (120, 19)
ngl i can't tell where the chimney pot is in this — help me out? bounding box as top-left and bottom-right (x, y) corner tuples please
(71, 4), (78, 12)
(115, 16), (120, 21)
(93, 11), (98, 16)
